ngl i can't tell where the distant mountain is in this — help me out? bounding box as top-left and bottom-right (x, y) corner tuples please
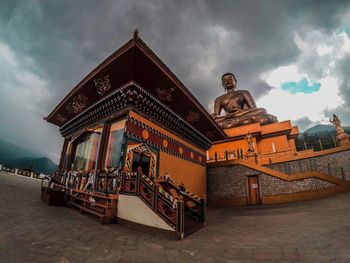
(1, 157), (57, 175)
(0, 138), (41, 160)
(304, 124), (335, 134)
(0, 138), (58, 175)
(304, 124), (350, 134)
(296, 124), (350, 151)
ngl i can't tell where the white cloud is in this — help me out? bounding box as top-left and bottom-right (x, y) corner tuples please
(339, 31), (350, 53)
(317, 45), (333, 56)
(0, 39), (60, 161)
(0, 40), (52, 114)
(258, 75), (341, 122)
(261, 65), (303, 87)
(16, 71), (52, 114)
(0, 42), (17, 66)
(257, 29), (350, 126)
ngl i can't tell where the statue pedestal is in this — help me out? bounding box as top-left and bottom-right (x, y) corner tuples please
(337, 133), (350, 147)
(208, 120), (299, 164)
(214, 113), (277, 129)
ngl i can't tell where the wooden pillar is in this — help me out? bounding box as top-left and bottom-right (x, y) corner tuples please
(153, 184), (158, 212)
(200, 198), (207, 225)
(66, 143), (76, 172)
(59, 139), (69, 171)
(135, 171), (141, 196)
(176, 200), (185, 239)
(93, 123), (109, 192)
(95, 123), (109, 172)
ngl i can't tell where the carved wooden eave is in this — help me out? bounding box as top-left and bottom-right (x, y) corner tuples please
(60, 82), (213, 150)
(46, 34), (226, 142)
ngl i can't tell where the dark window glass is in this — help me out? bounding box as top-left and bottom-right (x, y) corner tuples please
(131, 152), (150, 175)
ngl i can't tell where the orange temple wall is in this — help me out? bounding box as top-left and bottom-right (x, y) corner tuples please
(130, 111), (207, 197)
(208, 120), (299, 163)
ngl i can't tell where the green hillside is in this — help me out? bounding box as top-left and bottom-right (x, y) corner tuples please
(0, 138), (58, 175)
(1, 157), (57, 175)
(296, 124), (350, 151)
(0, 138), (41, 160)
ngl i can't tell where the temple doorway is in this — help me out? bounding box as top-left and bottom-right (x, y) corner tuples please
(248, 175), (261, 205)
(124, 143), (157, 178)
(131, 151), (151, 176)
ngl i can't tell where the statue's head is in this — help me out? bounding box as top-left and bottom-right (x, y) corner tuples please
(222, 73), (237, 91)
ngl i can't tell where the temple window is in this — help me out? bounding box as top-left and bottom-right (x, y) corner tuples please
(71, 127), (102, 171)
(103, 120), (126, 169)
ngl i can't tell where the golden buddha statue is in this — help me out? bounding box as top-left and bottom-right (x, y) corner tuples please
(212, 73), (277, 129)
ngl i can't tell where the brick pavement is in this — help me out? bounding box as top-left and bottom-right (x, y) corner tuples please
(1, 171), (350, 262)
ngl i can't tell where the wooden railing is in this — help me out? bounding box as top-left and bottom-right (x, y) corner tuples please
(66, 189), (118, 224)
(54, 170), (205, 239)
(118, 172), (206, 239)
(158, 178), (206, 229)
(118, 171), (184, 237)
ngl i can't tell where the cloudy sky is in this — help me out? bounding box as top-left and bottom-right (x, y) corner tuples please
(1, 0), (350, 163)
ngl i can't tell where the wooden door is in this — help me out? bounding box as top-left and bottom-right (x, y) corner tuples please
(248, 175), (260, 205)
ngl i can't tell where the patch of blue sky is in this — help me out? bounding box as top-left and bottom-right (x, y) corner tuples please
(335, 26), (350, 36)
(280, 78), (321, 94)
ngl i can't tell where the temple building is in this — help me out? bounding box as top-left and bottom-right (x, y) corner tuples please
(45, 30), (225, 238)
(44, 30), (350, 238)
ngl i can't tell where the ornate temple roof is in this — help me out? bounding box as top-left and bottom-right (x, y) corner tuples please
(46, 30), (226, 141)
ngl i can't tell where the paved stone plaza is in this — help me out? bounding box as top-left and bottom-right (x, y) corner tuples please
(1, 172), (350, 263)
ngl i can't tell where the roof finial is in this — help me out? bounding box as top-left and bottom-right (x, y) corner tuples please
(133, 28), (140, 39)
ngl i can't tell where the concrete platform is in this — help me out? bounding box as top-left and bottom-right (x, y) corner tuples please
(1, 171), (350, 262)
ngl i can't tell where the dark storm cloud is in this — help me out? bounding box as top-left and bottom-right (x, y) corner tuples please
(323, 54), (350, 124)
(293, 117), (314, 132)
(0, 0), (349, 161)
(335, 55), (350, 106)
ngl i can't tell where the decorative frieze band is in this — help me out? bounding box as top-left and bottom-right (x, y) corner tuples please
(125, 116), (206, 166)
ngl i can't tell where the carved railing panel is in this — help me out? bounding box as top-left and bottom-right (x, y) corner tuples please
(58, 169), (194, 238)
(122, 178), (137, 194)
(156, 194), (177, 226)
(138, 178), (154, 208)
(159, 179), (205, 224)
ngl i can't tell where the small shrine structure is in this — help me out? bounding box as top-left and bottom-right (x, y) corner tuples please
(45, 30), (225, 239)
